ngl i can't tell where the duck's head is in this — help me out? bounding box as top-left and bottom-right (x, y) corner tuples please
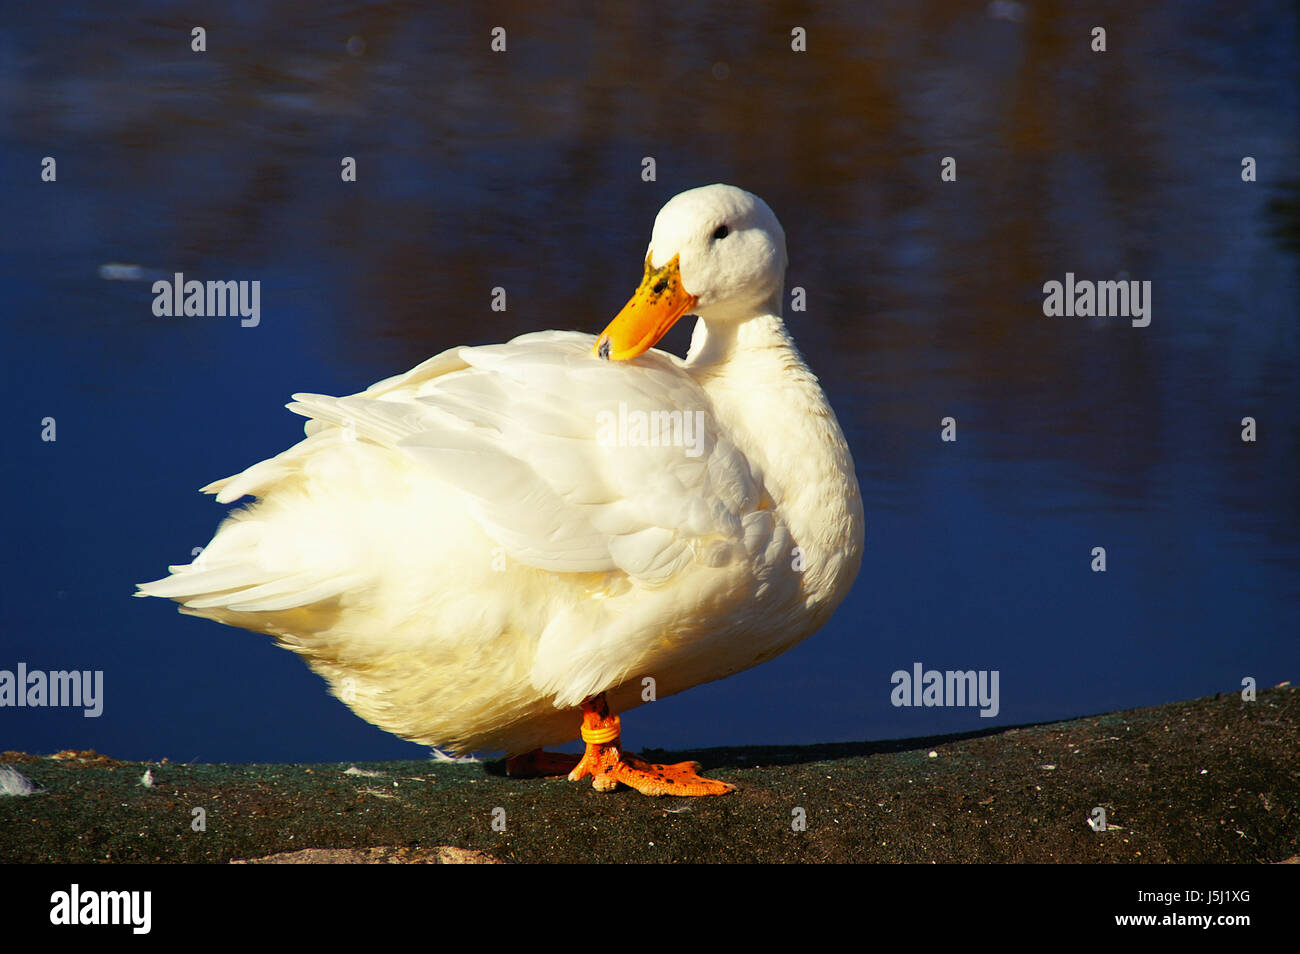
(595, 184), (788, 361)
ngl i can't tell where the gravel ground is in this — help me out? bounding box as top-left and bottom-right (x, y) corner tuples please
(2, 687), (1295, 863)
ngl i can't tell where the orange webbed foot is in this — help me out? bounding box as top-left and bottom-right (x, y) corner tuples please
(566, 694), (734, 797)
(605, 751), (735, 796)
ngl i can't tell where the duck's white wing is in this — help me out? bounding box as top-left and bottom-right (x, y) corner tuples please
(286, 331), (764, 585)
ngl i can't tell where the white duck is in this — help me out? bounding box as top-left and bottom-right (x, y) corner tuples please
(138, 184), (864, 796)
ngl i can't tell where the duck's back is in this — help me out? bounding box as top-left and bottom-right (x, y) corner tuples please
(137, 331), (809, 754)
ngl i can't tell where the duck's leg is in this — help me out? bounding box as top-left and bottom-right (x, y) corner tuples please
(567, 692), (735, 796)
(505, 749), (581, 777)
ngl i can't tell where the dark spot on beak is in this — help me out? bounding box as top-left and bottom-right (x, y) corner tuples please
(597, 337), (611, 360)
(652, 279), (668, 296)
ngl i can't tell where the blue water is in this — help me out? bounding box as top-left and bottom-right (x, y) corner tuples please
(1, 2), (1296, 763)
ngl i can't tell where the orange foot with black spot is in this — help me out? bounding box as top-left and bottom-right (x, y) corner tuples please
(566, 693), (735, 796)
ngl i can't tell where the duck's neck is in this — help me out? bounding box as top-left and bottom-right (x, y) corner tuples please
(685, 312), (864, 612)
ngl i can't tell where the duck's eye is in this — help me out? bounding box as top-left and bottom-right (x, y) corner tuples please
(712, 224), (729, 241)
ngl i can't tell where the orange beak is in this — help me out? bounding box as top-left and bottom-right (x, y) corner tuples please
(594, 253), (698, 361)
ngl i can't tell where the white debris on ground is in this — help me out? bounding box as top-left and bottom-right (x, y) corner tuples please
(0, 765), (42, 797)
(429, 748), (480, 763)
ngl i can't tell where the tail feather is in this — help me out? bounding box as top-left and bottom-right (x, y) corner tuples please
(181, 573), (357, 613)
(135, 563), (270, 600)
